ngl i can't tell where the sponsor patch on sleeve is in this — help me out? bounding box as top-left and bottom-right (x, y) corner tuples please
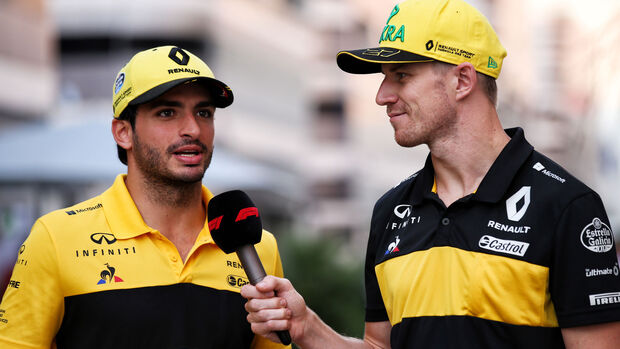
(580, 218), (614, 253)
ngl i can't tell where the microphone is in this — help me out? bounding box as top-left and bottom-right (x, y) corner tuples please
(207, 190), (292, 346)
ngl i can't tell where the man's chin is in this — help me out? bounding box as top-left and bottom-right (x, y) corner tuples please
(173, 170), (206, 184)
(394, 136), (421, 148)
(175, 165), (209, 183)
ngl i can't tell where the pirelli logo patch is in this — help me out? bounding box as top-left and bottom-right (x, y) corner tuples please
(589, 292), (620, 306)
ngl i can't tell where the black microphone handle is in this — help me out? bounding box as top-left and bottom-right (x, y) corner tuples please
(236, 245), (292, 346)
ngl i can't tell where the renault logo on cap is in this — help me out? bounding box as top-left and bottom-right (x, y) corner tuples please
(168, 47), (190, 66)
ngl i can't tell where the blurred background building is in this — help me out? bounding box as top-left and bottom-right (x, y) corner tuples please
(1, 0), (619, 305)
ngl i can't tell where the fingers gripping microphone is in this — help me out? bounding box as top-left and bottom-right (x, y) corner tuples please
(207, 190), (292, 346)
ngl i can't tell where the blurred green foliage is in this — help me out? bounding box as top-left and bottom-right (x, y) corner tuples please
(277, 233), (366, 346)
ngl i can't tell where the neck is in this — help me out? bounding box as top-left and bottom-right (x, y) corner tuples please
(124, 169), (206, 260)
(429, 105), (509, 207)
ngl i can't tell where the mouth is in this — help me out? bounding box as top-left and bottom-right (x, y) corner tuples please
(388, 112), (407, 121)
(386, 106), (406, 119)
(174, 150), (201, 157)
(170, 144), (206, 165)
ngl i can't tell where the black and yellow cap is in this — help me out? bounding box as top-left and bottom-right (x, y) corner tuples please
(112, 46), (233, 118)
(337, 0), (507, 78)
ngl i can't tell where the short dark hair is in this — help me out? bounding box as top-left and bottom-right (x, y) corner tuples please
(431, 61), (498, 106)
(478, 72), (498, 106)
(116, 105), (137, 165)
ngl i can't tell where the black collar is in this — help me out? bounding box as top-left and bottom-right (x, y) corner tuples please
(410, 127), (534, 205)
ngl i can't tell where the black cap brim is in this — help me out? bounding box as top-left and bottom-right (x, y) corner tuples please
(337, 47), (434, 74)
(130, 77), (234, 108)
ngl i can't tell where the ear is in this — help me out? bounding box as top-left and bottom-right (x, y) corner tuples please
(111, 119), (133, 151)
(454, 62), (477, 101)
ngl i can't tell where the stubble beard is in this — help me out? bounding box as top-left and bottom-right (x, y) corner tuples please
(132, 133), (212, 207)
(393, 81), (457, 148)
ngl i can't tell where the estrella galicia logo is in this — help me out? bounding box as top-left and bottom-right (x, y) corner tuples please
(227, 275), (249, 288)
(90, 233), (117, 245)
(114, 73), (125, 94)
(580, 218), (614, 253)
(97, 263), (124, 284)
(506, 186), (531, 222)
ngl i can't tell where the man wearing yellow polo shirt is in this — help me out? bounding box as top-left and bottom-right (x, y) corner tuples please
(0, 46), (289, 349)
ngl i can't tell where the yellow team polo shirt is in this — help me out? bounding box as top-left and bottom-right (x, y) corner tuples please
(0, 174), (289, 349)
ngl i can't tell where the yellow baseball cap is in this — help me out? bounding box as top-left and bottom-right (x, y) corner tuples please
(112, 45), (233, 118)
(337, 0), (507, 78)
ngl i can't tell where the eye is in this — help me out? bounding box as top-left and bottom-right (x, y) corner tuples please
(396, 72), (407, 81)
(197, 109), (214, 119)
(157, 109), (175, 118)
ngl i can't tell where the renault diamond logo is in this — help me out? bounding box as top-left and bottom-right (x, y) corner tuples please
(506, 186), (531, 222)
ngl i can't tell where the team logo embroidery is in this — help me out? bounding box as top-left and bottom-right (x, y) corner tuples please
(168, 47), (190, 65)
(506, 186), (531, 222)
(384, 236), (401, 255)
(580, 218), (614, 253)
(97, 263), (124, 285)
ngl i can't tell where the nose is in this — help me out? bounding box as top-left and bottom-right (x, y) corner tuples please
(179, 111), (200, 138)
(375, 77), (398, 106)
